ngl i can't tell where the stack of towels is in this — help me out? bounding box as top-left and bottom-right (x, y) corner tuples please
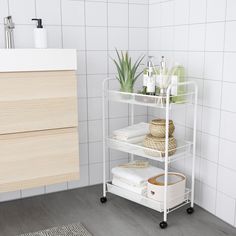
(113, 122), (149, 144)
(112, 163), (163, 196)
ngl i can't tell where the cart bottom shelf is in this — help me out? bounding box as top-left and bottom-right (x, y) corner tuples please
(106, 183), (191, 213)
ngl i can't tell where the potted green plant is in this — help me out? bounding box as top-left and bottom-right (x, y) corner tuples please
(113, 50), (144, 93)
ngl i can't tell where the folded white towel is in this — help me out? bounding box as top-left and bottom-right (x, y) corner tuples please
(113, 123), (149, 140)
(112, 165), (164, 186)
(114, 135), (145, 144)
(112, 175), (147, 188)
(112, 177), (147, 195)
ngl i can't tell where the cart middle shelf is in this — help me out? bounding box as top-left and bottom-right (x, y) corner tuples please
(107, 137), (193, 163)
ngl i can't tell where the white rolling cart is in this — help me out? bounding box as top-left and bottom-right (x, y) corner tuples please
(100, 78), (198, 229)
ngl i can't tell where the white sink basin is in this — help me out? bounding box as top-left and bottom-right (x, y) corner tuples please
(0, 49), (77, 72)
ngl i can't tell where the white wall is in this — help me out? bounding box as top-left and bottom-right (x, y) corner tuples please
(0, 0), (148, 200)
(149, 0), (236, 227)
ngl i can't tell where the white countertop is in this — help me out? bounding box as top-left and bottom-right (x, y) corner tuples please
(0, 49), (77, 72)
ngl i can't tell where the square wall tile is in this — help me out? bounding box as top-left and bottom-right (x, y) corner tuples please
(14, 25), (34, 48)
(217, 165), (236, 198)
(89, 162), (109, 185)
(201, 133), (219, 163)
(86, 2), (107, 27)
(88, 97), (103, 120)
(221, 82), (236, 113)
(87, 74), (105, 98)
(216, 192), (235, 226)
(88, 119), (103, 142)
(202, 107), (220, 136)
(225, 21), (236, 52)
(200, 184), (216, 214)
(36, 0), (61, 25)
(77, 51), (87, 75)
(129, 4), (148, 28)
(89, 142), (103, 164)
(79, 143), (89, 166)
(188, 52), (205, 78)
(79, 121), (88, 144)
(160, 1), (174, 26)
(205, 22), (225, 52)
(226, 0), (236, 21)
(86, 51), (108, 75)
(203, 80), (222, 109)
(189, 0), (207, 24)
(219, 138), (236, 172)
(108, 3), (128, 27)
(78, 98), (87, 122)
(9, 0), (35, 24)
(77, 75), (87, 99)
(0, 0), (9, 24)
(149, 28), (161, 50)
(62, 26), (85, 50)
(108, 27), (128, 51)
(189, 24), (205, 51)
(200, 158), (218, 188)
(149, 3), (161, 27)
(61, 0), (84, 26)
(223, 53), (236, 83)
(129, 28), (148, 51)
(160, 27), (174, 51)
(174, 25), (188, 51)
(46, 26), (62, 48)
(207, 0), (226, 22)
(68, 165), (89, 189)
(86, 27), (107, 51)
(204, 52), (223, 81)
(174, 0), (189, 25)
(220, 111), (236, 142)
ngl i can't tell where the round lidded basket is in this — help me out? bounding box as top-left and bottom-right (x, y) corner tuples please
(149, 119), (175, 138)
(143, 134), (177, 157)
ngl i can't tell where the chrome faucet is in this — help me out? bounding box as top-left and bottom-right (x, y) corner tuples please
(4, 16), (15, 49)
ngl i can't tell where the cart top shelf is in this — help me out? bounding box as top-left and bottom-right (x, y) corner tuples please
(106, 90), (195, 109)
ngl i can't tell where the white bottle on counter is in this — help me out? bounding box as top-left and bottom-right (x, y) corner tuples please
(32, 18), (47, 49)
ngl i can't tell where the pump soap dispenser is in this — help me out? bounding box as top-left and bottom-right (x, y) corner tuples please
(32, 18), (47, 49)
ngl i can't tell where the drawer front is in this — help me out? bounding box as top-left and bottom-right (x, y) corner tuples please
(0, 97), (78, 134)
(0, 128), (79, 192)
(0, 71), (77, 101)
(0, 71), (78, 134)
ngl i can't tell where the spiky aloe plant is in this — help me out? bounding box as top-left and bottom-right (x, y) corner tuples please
(113, 50), (144, 93)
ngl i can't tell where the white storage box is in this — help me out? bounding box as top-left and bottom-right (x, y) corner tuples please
(147, 172), (186, 209)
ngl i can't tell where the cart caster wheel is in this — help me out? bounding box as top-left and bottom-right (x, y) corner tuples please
(159, 221), (168, 229)
(187, 207), (194, 214)
(100, 197), (107, 204)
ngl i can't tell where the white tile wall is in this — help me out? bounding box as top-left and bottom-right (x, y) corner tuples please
(1, 0), (236, 228)
(0, 0), (148, 203)
(149, 0), (236, 227)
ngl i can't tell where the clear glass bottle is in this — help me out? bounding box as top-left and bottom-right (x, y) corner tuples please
(145, 56), (156, 96)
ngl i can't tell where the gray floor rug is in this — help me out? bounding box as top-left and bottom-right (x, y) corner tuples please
(18, 223), (92, 236)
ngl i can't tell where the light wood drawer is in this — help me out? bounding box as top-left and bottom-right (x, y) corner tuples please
(0, 71), (77, 101)
(0, 128), (79, 192)
(0, 97), (78, 134)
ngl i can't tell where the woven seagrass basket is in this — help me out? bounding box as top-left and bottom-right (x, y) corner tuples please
(149, 119), (175, 138)
(143, 134), (177, 157)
